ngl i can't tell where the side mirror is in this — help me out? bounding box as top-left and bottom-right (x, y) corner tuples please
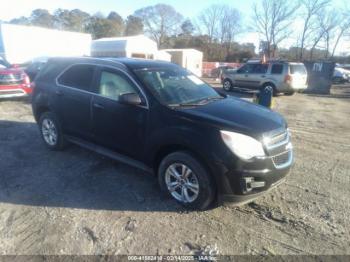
(119, 93), (142, 105)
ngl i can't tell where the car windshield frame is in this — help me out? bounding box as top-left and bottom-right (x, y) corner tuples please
(133, 67), (223, 107)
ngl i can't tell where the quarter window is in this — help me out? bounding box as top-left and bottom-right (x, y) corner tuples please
(271, 64), (284, 74)
(97, 70), (137, 101)
(58, 64), (95, 91)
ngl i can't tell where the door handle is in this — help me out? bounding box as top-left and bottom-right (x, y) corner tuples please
(93, 103), (104, 109)
(261, 75), (266, 78)
(55, 90), (63, 96)
(245, 74), (249, 77)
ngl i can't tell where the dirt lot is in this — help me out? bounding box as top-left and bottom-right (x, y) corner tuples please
(0, 84), (349, 256)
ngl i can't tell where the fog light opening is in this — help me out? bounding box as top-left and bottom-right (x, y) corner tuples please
(242, 177), (265, 193)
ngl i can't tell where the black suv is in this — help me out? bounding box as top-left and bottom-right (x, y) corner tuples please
(32, 57), (293, 210)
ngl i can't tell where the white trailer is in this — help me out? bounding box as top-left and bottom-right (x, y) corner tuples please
(161, 49), (203, 77)
(0, 23), (92, 64)
(91, 35), (158, 60)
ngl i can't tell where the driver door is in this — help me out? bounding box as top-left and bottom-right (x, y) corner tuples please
(235, 64), (255, 87)
(91, 67), (148, 160)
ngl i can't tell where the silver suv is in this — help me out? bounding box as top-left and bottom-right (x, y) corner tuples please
(222, 61), (308, 96)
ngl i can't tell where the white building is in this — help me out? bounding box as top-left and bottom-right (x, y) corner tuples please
(161, 49), (203, 77)
(0, 23), (91, 64)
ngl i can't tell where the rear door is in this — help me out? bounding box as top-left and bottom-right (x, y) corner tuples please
(249, 63), (269, 88)
(56, 64), (96, 141)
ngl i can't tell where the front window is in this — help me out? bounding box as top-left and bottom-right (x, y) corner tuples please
(134, 68), (222, 106)
(97, 70), (137, 101)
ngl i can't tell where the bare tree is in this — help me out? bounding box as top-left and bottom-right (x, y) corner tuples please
(309, 9), (332, 59)
(197, 5), (225, 43)
(219, 7), (242, 45)
(134, 4), (183, 47)
(330, 10), (350, 57)
(252, 0), (298, 58)
(318, 9), (339, 58)
(298, 0), (330, 60)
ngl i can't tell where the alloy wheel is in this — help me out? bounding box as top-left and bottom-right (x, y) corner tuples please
(165, 163), (200, 203)
(223, 80), (232, 91)
(41, 118), (58, 146)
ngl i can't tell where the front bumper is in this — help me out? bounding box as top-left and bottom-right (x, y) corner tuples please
(213, 129), (293, 205)
(216, 153), (292, 204)
(218, 177), (286, 205)
(0, 85), (32, 98)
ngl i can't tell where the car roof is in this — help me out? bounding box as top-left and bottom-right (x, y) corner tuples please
(106, 57), (180, 70)
(48, 56), (180, 71)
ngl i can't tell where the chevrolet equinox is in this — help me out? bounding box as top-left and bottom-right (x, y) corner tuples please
(32, 57), (293, 210)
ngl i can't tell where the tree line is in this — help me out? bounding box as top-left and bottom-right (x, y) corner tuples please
(4, 1), (350, 63)
(253, 0), (350, 62)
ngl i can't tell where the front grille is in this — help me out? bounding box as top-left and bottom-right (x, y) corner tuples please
(0, 80), (23, 86)
(264, 128), (293, 168)
(273, 151), (289, 165)
(268, 131), (288, 147)
(0, 74), (23, 86)
(0, 74), (23, 81)
(272, 150), (292, 168)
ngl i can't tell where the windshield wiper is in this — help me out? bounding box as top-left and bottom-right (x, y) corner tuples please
(168, 102), (202, 107)
(190, 96), (224, 105)
(168, 97), (224, 108)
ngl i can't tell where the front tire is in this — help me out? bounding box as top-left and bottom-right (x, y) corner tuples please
(158, 151), (215, 210)
(39, 112), (67, 150)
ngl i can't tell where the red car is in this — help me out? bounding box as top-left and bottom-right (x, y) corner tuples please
(0, 58), (31, 98)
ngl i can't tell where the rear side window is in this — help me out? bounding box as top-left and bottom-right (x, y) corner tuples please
(252, 64), (268, 74)
(58, 64), (95, 91)
(290, 64), (307, 74)
(271, 64), (284, 74)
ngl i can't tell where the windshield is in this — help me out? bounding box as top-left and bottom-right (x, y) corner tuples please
(290, 64), (307, 74)
(134, 68), (222, 106)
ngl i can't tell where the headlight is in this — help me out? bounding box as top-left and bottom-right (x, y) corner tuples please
(220, 130), (265, 160)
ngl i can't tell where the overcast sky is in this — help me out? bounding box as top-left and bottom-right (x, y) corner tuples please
(0, 0), (349, 54)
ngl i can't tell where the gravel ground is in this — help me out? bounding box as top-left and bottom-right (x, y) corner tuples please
(0, 84), (349, 256)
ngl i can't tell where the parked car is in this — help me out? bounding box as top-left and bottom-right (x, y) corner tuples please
(222, 61), (308, 96)
(210, 65), (235, 79)
(25, 57), (49, 81)
(332, 67), (350, 84)
(0, 57), (32, 98)
(32, 57), (293, 210)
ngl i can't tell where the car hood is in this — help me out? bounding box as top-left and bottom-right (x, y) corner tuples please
(176, 97), (287, 139)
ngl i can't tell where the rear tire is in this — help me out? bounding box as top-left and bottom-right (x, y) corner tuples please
(262, 83), (278, 97)
(223, 79), (233, 91)
(39, 112), (67, 150)
(158, 151), (216, 210)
